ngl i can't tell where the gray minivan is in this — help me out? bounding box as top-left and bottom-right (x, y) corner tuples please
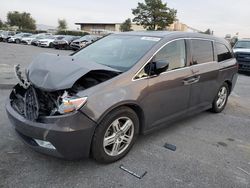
(6, 31), (238, 163)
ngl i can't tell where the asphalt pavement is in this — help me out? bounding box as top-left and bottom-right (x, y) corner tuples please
(0, 43), (72, 89)
(0, 43), (249, 188)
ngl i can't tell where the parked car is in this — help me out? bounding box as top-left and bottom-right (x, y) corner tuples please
(37, 35), (63, 48)
(70, 35), (102, 50)
(30, 33), (53, 46)
(233, 39), (250, 72)
(53, 35), (81, 49)
(21, 34), (39, 45)
(6, 32), (238, 163)
(8, 33), (32, 43)
(0, 31), (15, 42)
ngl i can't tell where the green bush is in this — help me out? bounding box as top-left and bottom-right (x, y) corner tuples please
(56, 30), (89, 36)
(16, 29), (47, 34)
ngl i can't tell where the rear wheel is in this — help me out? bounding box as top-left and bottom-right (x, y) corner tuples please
(16, 39), (20, 44)
(211, 83), (229, 113)
(91, 107), (139, 163)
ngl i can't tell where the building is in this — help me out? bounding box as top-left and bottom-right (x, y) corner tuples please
(75, 22), (145, 34)
(75, 21), (198, 34)
(167, 21), (188, 32)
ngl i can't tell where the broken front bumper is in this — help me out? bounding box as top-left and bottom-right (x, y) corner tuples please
(6, 99), (97, 160)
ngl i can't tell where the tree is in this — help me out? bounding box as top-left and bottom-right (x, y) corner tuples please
(200, 29), (213, 35)
(120, 18), (133, 32)
(0, 19), (3, 28)
(132, 0), (177, 30)
(203, 29), (213, 35)
(7, 11), (36, 30)
(58, 19), (67, 30)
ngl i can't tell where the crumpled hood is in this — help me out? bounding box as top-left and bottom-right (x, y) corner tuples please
(27, 53), (119, 91)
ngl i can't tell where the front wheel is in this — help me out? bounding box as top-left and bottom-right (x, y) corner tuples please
(16, 39), (20, 44)
(49, 42), (54, 48)
(91, 107), (139, 163)
(211, 83), (229, 113)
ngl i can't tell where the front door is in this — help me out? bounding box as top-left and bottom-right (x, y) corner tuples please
(141, 39), (193, 130)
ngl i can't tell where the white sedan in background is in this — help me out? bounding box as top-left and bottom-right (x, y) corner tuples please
(21, 33), (52, 45)
(38, 35), (64, 48)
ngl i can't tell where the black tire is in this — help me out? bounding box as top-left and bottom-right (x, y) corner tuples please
(16, 39), (20, 44)
(65, 45), (70, 50)
(49, 42), (54, 48)
(91, 107), (139, 163)
(210, 83), (229, 113)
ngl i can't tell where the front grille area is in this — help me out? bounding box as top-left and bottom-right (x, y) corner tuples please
(24, 87), (39, 121)
(235, 52), (250, 62)
(11, 85), (63, 121)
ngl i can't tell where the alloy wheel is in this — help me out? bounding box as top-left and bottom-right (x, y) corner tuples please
(103, 117), (134, 156)
(216, 86), (228, 109)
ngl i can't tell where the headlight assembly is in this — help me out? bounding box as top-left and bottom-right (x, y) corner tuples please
(58, 96), (88, 114)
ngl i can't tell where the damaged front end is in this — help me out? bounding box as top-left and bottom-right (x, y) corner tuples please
(10, 54), (120, 121)
(10, 84), (82, 121)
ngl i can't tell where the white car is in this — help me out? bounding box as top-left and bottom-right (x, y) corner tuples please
(31, 33), (53, 46)
(8, 33), (32, 43)
(0, 31), (15, 42)
(21, 35), (38, 45)
(38, 35), (64, 48)
(21, 33), (52, 45)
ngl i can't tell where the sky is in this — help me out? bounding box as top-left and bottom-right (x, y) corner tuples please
(1, 0), (249, 38)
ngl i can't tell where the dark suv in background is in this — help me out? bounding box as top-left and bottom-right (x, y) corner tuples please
(70, 35), (102, 50)
(53, 35), (81, 50)
(6, 32), (238, 163)
(233, 39), (250, 72)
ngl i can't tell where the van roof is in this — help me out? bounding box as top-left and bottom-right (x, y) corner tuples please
(118, 31), (226, 43)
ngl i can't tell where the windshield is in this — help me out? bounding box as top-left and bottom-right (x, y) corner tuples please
(55, 36), (66, 40)
(234, 41), (250, 49)
(74, 35), (160, 72)
(29, 35), (38, 38)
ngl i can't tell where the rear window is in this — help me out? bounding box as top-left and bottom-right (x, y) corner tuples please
(216, 43), (232, 62)
(191, 39), (214, 64)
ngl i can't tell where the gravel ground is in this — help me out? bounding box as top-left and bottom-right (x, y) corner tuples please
(0, 43), (249, 188)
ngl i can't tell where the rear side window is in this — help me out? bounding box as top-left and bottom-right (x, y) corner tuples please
(191, 39), (214, 64)
(216, 43), (232, 62)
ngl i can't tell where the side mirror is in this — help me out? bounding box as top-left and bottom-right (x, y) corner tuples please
(152, 60), (169, 75)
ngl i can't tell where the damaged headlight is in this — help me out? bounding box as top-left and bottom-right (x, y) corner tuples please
(58, 96), (88, 114)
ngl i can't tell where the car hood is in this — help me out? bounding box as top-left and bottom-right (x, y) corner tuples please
(39, 39), (54, 42)
(54, 39), (68, 43)
(22, 37), (34, 41)
(72, 38), (88, 43)
(233, 48), (250, 53)
(27, 53), (119, 91)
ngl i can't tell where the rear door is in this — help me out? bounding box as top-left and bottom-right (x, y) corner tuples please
(188, 39), (220, 111)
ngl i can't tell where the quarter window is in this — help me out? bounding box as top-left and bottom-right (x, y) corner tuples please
(191, 40), (214, 64)
(153, 39), (186, 71)
(216, 43), (232, 62)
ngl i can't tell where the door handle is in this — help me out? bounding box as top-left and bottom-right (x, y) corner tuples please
(183, 75), (200, 85)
